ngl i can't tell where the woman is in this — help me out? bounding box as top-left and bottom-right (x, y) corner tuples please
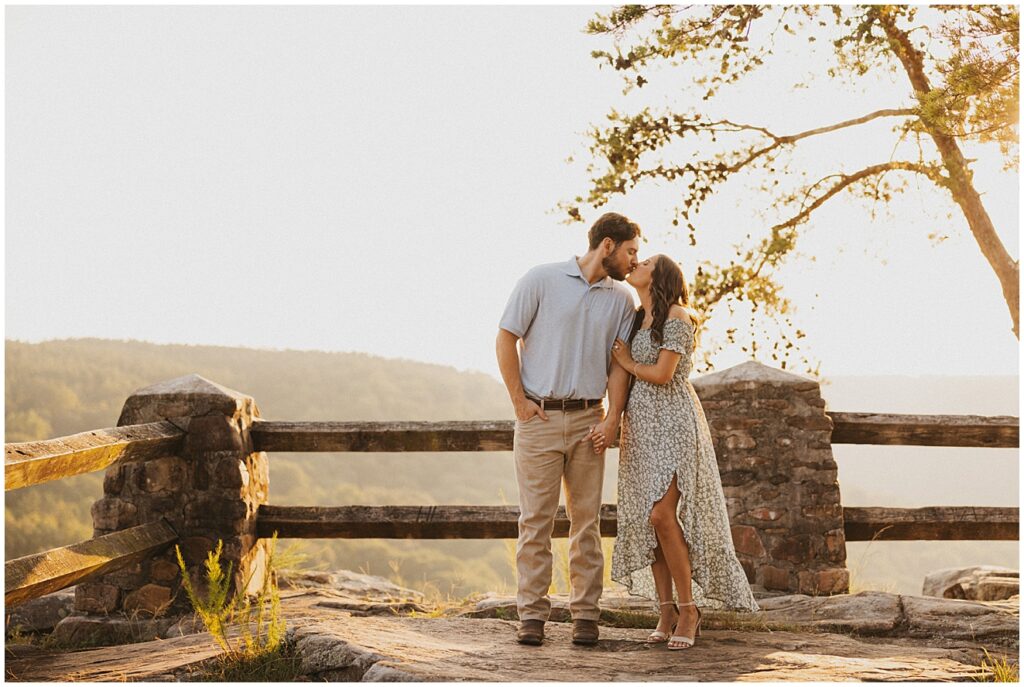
(593, 254), (759, 650)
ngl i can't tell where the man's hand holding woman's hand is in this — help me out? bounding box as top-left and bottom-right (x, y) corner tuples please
(585, 418), (620, 454)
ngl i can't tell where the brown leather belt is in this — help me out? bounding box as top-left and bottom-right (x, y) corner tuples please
(526, 397), (603, 412)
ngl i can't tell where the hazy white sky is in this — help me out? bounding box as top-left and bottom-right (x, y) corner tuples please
(6, 5), (1019, 380)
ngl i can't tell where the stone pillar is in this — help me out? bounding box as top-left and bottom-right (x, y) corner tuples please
(75, 374), (270, 617)
(691, 361), (849, 595)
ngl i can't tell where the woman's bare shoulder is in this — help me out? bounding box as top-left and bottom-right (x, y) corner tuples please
(668, 304), (698, 327)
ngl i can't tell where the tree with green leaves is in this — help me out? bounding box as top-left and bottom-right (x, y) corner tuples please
(565, 5), (1018, 370)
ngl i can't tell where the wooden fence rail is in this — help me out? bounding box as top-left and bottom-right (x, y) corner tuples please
(4, 421), (185, 491)
(827, 413), (1019, 448)
(842, 506), (1019, 541)
(248, 413), (1019, 453)
(5, 519), (179, 607)
(256, 504), (1019, 542)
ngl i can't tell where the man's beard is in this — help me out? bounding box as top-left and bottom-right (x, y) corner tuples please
(602, 253), (628, 281)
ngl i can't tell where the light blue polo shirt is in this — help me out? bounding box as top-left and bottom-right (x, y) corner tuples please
(499, 257), (637, 400)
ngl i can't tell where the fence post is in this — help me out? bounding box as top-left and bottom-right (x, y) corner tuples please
(73, 374), (270, 617)
(692, 360), (849, 595)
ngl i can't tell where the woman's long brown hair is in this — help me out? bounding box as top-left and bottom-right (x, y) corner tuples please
(629, 255), (701, 346)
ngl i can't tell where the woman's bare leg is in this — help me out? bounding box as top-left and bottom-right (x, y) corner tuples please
(651, 543), (677, 635)
(650, 476), (699, 643)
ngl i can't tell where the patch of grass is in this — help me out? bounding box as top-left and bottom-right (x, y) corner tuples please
(847, 525), (896, 594)
(974, 647), (1019, 682)
(5, 625), (35, 645)
(494, 607), (517, 621)
(704, 610), (809, 634)
(188, 641), (303, 682)
(600, 609), (658, 629)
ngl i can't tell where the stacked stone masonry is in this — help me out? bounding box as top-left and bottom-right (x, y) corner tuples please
(691, 361), (849, 595)
(75, 375), (270, 617)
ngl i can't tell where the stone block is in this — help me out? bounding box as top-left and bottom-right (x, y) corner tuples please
(193, 459), (211, 490)
(723, 431), (757, 450)
(215, 457), (250, 489)
(771, 536), (814, 563)
(135, 494), (180, 525)
(748, 507), (786, 522)
(731, 525), (766, 557)
(103, 563), (144, 589)
(762, 566), (792, 591)
(103, 465), (126, 495)
(785, 414), (834, 431)
(184, 495), (248, 525)
(825, 529), (847, 563)
(178, 536), (216, 566)
(150, 558), (181, 583)
(739, 557), (756, 583)
(91, 497), (138, 530)
(117, 375), (250, 426)
(7, 589), (75, 633)
(801, 503), (843, 520)
(53, 615), (175, 648)
(715, 417), (766, 430)
(798, 568), (849, 595)
(142, 456), (187, 493)
(752, 398), (793, 412)
(75, 583), (120, 614)
(122, 583), (172, 616)
(720, 470), (756, 487)
(186, 414), (244, 454)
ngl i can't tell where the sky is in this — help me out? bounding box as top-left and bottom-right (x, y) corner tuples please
(5, 5), (1020, 381)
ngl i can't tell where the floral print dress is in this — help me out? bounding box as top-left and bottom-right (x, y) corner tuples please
(611, 317), (760, 612)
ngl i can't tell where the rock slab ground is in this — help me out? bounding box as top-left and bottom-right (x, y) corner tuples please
(5, 587), (1017, 682)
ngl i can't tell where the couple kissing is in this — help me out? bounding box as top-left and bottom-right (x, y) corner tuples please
(496, 212), (759, 650)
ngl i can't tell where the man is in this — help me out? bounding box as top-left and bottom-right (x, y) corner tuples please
(495, 212), (640, 646)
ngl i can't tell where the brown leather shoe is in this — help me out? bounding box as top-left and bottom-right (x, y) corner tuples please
(517, 619), (545, 645)
(572, 619), (600, 645)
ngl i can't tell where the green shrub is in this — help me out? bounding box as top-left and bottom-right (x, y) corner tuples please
(175, 533), (285, 659)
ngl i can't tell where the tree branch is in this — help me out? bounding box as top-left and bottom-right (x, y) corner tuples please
(701, 160), (947, 307)
(725, 108), (917, 173)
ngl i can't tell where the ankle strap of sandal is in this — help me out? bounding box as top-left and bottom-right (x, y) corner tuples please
(678, 601), (696, 607)
(658, 601), (676, 606)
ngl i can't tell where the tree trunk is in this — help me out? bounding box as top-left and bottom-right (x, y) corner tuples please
(878, 8), (1020, 339)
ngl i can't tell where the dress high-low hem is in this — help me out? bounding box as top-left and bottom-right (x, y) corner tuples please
(611, 317), (760, 613)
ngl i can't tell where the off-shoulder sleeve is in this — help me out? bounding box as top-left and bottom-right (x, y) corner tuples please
(660, 318), (693, 355)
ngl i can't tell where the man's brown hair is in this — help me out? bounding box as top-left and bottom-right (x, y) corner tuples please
(587, 212), (642, 250)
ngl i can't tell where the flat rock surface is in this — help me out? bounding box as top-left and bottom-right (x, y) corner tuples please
(291, 614), (993, 682)
(472, 589), (1019, 645)
(5, 589), (1016, 682)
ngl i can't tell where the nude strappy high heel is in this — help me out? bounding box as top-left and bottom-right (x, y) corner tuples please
(667, 600), (702, 650)
(646, 601), (678, 644)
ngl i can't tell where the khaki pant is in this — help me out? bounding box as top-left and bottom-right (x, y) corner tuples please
(514, 406), (605, 622)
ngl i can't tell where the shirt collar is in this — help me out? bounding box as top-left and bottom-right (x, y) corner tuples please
(564, 256), (613, 289)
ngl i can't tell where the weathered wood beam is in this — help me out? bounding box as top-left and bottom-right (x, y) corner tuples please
(260, 504), (1018, 542)
(829, 412), (1018, 448)
(5, 519), (179, 607)
(5, 421), (185, 491)
(251, 414), (1018, 453)
(843, 506), (1018, 541)
(257, 504), (619, 539)
(250, 420), (522, 452)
